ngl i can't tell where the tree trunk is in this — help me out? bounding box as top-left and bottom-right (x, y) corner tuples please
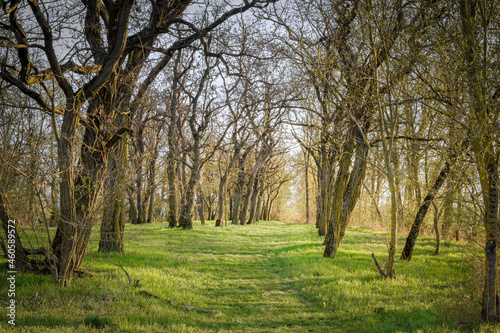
(128, 191), (137, 223)
(247, 175), (260, 224)
(305, 151), (310, 224)
(146, 145), (158, 224)
(167, 153), (178, 227)
(231, 165), (244, 225)
(178, 175), (197, 229)
(52, 104), (107, 286)
(255, 179), (265, 222)
(167, 55), (180, 228)
(134, 126), (145, 224)
(323, 131), (356, 258)
(440, 184), (454, 239)
(99, 136), (128, 252)
(400, 159), (453, 260)
(216, 172), (228, 227)
(239, 174), (255, 225)
(481, 159), (499, 321)
(178, 136), (201, 229)
(339, 142), (369, 243)
(432, 202), (440, 256)
(197, 188), (205, 225)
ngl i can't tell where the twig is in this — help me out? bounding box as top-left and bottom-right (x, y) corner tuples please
(371, 253), (386, 278)
(104, 259), (131, 286)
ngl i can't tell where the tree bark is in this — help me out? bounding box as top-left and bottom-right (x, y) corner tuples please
(51, 100), (109, 286)
(133, 125), (146, 224)
(128, 190), (137, 223)
(239, 174), (255, 225)
(215, 174), (227, 227)
(247, 175), (260, 224)
(99, 136), (128, 252)
(323, 131), (356, 258)
(481, 159), (499, 321)
(231, 163), (244, 225)
(178, 134), (201, 229)
(255, 179), (265, 222)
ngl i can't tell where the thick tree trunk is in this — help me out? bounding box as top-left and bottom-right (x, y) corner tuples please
(239, 174), (255, 225)
(52, 104), (107, 286)
(178, 179), (197, 229)
(134, 127), (145, 224)
(99, 136), (128, 252)
(128, 191), (137, 223)
(324, 121), (369, 259)
(323, 133), (355, 258)
(457, 0), (499, 320)
(232, 175), (243, 225)
(480, 159), (499, 321)
(178, 136), (201, 229)
(247, 175), (260, 224)
(262, 193), (271, 221)
(255, 180), (265, 222)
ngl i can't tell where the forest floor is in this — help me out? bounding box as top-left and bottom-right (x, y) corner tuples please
(0, 221), (496, 332)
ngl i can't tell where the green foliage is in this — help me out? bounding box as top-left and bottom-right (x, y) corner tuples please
(0, 221), (489, 332)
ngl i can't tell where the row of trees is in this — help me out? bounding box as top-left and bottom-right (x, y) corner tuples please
(0, 0), (289, 286)
(1, 0), (500, 323)
(277, 0), (500, 321)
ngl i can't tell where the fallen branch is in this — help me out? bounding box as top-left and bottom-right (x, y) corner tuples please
(371, 253), (386, 278)
(141, 289), (220, 314)
(104, 259), (131, 286)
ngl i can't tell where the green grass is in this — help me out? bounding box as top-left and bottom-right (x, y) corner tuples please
(0, 221), (493, 332)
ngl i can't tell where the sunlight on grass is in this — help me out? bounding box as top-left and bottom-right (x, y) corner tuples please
(0, 221), (490, 332)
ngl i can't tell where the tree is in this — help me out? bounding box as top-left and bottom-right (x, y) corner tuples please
(178, 49), (229, 229)
(0, 0), (277, 286)
(456, 0), (500, 321)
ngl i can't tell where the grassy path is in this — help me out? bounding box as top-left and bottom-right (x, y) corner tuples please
(0, 221), (488, 332)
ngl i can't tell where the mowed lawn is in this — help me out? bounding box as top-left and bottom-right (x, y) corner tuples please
(0, 221), (491, 332)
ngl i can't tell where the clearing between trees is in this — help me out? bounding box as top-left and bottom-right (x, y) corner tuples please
(0, 221), (488, 332)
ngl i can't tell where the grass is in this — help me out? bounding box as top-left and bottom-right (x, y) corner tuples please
(0, 221), (493, 332)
